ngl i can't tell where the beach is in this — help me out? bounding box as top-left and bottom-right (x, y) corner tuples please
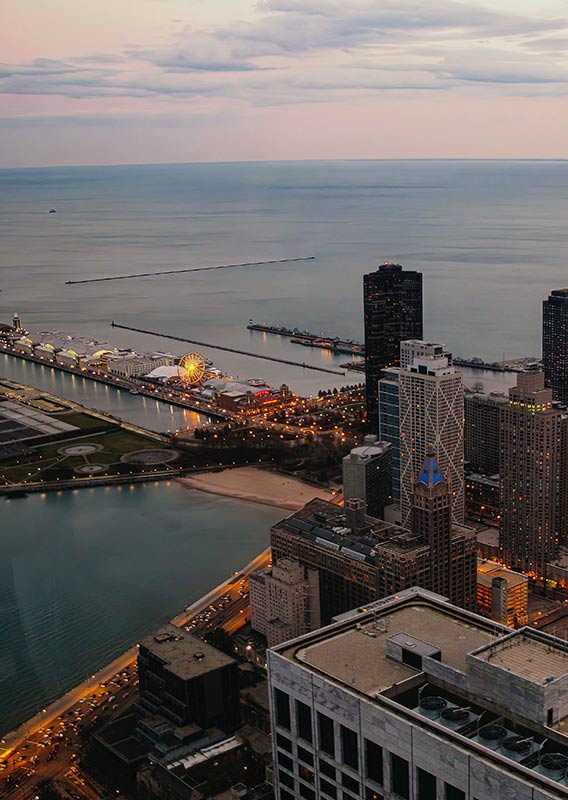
(178, 467), (334, 511)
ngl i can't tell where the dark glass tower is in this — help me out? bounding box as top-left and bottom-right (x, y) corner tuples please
(543, 288), (568, 406)
(363, 262), (423, 429)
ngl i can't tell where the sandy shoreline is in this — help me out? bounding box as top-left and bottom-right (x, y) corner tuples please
(178, 467), (333, 511)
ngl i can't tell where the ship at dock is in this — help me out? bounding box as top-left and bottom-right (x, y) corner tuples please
(247, 320), (365, 357)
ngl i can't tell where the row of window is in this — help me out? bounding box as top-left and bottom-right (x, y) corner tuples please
(274, 689), (466, 800)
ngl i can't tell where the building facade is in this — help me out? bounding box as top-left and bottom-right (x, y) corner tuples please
(269, 588), (568, 800)
(363, 263), (422, 430)
(378, 368), (401, 502)
(499, 372), (567, 576)
(249, 558), (321, 648)
(342, 435), (392, 519)
(399, 351), (464, 527)
(476, 559), (529, 627)
(543, 288), (568, 407)
(464, 391), (507, 476)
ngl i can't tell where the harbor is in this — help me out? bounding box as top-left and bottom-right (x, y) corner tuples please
(247, 319), (365, 356)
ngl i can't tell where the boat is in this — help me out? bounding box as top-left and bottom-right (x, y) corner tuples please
(129, 389), (140, 395)
(49, 208), (57, 214)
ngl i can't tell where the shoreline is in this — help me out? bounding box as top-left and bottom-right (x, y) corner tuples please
(178, 466), (334, 511)
(1, 546), (271, 758)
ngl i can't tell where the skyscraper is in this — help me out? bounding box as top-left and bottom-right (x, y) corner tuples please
(342, 435), (392, 518)
(464, 391), (507, 476)
(363, 262), (423, 429)
(543, 288), (568, 406)
(399, 349), (464, 527)
(378, 367), (401, 501)
(499, 372), (567, 576)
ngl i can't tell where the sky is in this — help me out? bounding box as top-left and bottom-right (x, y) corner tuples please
(2, 0), (568, 166)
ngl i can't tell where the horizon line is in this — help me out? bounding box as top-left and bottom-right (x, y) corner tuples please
(3, 156), (568, 172)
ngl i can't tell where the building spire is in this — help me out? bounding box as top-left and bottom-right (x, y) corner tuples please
(417, 445), (445, 486)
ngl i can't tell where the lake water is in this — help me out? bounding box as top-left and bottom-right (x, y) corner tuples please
(0, 482), (282, 735)
(1, 160), (564, 398)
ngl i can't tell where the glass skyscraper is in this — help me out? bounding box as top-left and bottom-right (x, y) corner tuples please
(363, 262), (422, 430)
(543, 288), (568, 407)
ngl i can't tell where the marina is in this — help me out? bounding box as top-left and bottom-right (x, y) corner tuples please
(247, 320), (365, 356)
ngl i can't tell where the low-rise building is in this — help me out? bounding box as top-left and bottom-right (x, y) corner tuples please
(477, 558), (529, 627)
(107, 354), (173, 378)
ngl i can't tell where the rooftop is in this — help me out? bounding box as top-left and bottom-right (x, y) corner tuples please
(139, 624), (236, 680)
(280, 594), (496, 696)
(472, 630), (568, 685)
(477, 559), (528, 590)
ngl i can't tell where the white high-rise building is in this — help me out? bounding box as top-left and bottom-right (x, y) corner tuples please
(399, 348), (464, 527)
(268, 587), (568, 800)
(400, 340), (450, 371)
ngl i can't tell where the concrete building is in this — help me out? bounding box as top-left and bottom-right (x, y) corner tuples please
(363, 263), (423, 430)
(249, 559), (321, 648)
(477, 559), (529, 627)
(138, 624), (240, 731)
(543, 288), (568, 407)
(342, 435), (392, 519)
(378, 367), (401, 502)
(400, 340), (450, 371)
(399, 349), (464, 527)
(465, 473), (500, 526)
(499, 372), (568, 576)
(107, 354), (173, 378)
(268, 587), (568, 800)
(464, 391), (507, 476)
(271, 459), (477, 625)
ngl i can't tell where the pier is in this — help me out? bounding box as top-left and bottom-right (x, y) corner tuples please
(111, 321), (346, 376)
(247, 320), (365, 356)
(65, 256), (315, 285)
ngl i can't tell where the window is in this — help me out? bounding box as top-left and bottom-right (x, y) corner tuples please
(275, 689), (291, 730)
(280, 790), (294, 800)
(279, 770), (294, 790)
(299, 766), (315, 785)
(445, 784), (465, 800)
(365, 790), (384, 800)
(365, 739), (383, 785)
(391, 753), (410, 800)
(298, 745), (314, 766)
(342, 772), (359, 793)
(296, 700), (313, 742)
(320, 758), (336, 779)
(320, 778), (337, 799)
(300, 785), (315, 800)
(341, 726), (359, 771)
(278, 752), (293, 772)
(318, 712), (336, 757)
(417, 767), (437, 800)
(277, 733), (292, 753)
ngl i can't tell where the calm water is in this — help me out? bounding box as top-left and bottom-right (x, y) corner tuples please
(0, 353), (210, 433)
(1, 160), (565, 399)
(0, 483), (282, 735)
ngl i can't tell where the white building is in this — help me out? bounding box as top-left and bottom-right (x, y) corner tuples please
(399, 348), (464, 527)
(250, 559), (321, 648)
(107, 354), (172, 378)
(268, 587), (568, 800)
(400, 340), (450, 371)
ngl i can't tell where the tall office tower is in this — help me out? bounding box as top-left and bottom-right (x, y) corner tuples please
(342, 435), (392, 518)
(464, 391), (507, 475)
(499, 372), (567, 575)
(378, 367), (401, 501)
(269, 588), (568, 800)
(543, 288), (568, 406)
(363, 262), (422, 429)
(399, 350), (464, 528)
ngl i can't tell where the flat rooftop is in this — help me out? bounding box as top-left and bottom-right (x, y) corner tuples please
(472, 630), (568, 685)
(139, 624), (236, 680)
(477, 559), (528, 589)
(282, 599), (495, 696)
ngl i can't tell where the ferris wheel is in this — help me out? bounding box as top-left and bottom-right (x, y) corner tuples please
(178, 352), (207, 385)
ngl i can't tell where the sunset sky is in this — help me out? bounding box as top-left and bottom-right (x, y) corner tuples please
(2, 0), (568, 166)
